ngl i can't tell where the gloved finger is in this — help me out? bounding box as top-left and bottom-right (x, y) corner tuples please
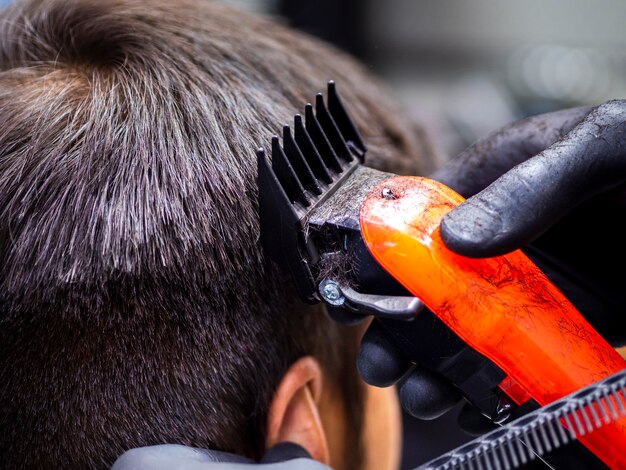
(457, 402), (498, 436)
(430, 106), (591, 197)
(357, 319), (413, 387)
(398, 367), (462, 420)
(441, 100), (626, 258)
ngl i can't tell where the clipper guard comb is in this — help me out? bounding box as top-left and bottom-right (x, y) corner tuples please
(256, 81), (366, 303)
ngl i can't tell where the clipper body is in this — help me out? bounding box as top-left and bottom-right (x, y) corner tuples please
(360, 175), (626, 469)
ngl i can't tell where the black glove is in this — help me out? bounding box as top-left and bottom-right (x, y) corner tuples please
(111, 442), (329, 469)
(435, 99), (626, 345)
(357, 318), (462, 420)
(357, 100), (626, 431)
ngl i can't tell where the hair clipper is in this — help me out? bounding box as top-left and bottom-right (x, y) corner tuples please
(256, 81), (626, 468)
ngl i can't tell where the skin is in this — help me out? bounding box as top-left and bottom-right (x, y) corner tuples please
(360, 383), (402, 470)
(318, 379), (402, 470)
(266, 319), (402, 470)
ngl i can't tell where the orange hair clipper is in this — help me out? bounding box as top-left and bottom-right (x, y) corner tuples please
(257, 81), (626, 468)
(360, 175), (626, 469)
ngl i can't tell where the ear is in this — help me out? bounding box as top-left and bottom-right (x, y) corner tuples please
(266, 356), (330, 465)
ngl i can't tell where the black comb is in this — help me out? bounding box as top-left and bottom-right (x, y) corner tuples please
(417, 368), (626, 470)
(257, 81), (367, 302)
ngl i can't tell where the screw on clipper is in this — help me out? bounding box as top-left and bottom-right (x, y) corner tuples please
(319, 279), (345, 306)
(381, 187), (398, 200)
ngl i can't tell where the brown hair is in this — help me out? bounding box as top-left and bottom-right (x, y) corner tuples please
(0, 0), (436, 468)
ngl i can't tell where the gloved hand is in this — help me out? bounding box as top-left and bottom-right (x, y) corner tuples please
(111, 442), (331, 470)
(435, 99), (626, 344)
(357, 100), (626, 432)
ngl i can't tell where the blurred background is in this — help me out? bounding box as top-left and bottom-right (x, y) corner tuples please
(225, 0), (626, 163)
(220, 1), (626, 468)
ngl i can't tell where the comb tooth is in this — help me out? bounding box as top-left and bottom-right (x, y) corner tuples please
(271, 136), (310, 207)
(304, 103), (343, 173)
(586, 397), (602, 428)
(537, 420), (552, 453)
(546, 416), (565, 448)
(563, 404), (577, 437)
(579, 404), (594, 433)
(282, 125), (322, 196)
(327, 80), (366, 158)
(506, 437), (520, 468)
(553, 411), (571, 445)
(481, 447), (494, 470)
(515, 434), (529, 465)
(294, 114), (333, 185)
(569, 407), (585, 436)
(467, 453), (476, 470)
(596, 394), (611, 424)
(615, 384), (626, 409)
(604, 389), (620, 420)
(257, 147), (291, 210)
(574, 407), (589, 435)
(496, 441), (510, 470)
(315, 93), (353, 163)
(520, 427), (535, 456)
(612, 388), (626, 414)
(257, 146), (302, 225)
(529, 425), (544, 456)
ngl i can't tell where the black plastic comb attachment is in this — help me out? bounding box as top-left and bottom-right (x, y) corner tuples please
(315, 93), (353, 163)
(282, 125), (321, 197)
(270, 136), (309, 208)
(304, 103), (343, 174)
(327, 80), (366, 157)
(257, 81), (367, 302)
(294, 114), (333, 185)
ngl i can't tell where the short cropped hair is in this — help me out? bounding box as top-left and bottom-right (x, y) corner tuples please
(0, 0), (437, 468)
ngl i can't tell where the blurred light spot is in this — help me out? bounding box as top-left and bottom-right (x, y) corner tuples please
(507, 44), (616, 105)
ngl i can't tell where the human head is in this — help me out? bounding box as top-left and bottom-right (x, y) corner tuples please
(0, 0), (436, 468)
